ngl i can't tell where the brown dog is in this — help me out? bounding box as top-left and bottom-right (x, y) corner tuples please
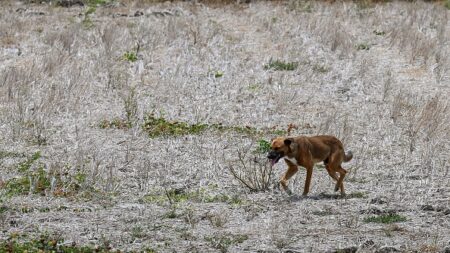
(267, 135), (353, 196)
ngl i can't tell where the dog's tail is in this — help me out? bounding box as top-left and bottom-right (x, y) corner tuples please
(344, 151), (353, 162)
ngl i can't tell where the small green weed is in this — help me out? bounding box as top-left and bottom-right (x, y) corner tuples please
(445, 0), (450, 9)
(18, 151), (41, 173)
(373, 30), (386, 36)
(214, 70), (224, 78)
(255, 139), (271, 154)
(356, 43), (370, 50)
(364, 214), (407, 224)
(264, 59), (298, 71)
(123, 51), (138, 62)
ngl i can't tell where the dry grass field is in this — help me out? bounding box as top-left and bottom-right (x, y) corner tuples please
(0, 0), (449, 252)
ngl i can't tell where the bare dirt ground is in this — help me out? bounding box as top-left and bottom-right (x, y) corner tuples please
(0, 0), (449, 252)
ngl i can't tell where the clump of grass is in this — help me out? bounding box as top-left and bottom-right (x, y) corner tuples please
(82, 6), (96, 28)
(0, 151), (24, 159)
(142, 114), (208, 138)
(205, 233), (248, 253)
(356, 43), (370, 50)
(445, 0), (450, 9)
(123, 51), (138, 62)
(99, 118), (131, 129)
(0, 233), (114, 252)
(1, 152), (87, 198)
(363, 214), (407, 224)
(264, 59), (298, 71)
(373, 30), (386, 36)
(255, 139), (271, 154)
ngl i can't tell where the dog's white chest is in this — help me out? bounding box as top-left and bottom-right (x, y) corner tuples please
(284, 156), (299, 166)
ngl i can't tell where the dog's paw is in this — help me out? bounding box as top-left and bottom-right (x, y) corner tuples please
(285, 188), (293, 196)
(334, 185), (340, 192)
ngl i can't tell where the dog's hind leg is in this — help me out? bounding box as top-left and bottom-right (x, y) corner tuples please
(335, 165), (347, 196)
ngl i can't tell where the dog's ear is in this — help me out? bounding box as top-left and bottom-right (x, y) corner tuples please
(284, 138), (293, 146)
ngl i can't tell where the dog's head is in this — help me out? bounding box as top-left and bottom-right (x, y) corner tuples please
(267, 137), (293, 166)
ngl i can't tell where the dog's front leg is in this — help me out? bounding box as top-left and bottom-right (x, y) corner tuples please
(280, 164), (298, 195)
(303, 166), (313, 196)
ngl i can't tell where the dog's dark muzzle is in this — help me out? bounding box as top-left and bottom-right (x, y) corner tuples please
(267, 151), (283, 166)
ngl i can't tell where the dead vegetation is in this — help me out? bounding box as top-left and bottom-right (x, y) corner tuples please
(0, 0), (449, 252)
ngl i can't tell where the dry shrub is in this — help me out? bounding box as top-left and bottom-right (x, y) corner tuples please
(226, 146), (275, 192)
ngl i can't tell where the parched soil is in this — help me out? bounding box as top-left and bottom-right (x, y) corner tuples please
(0, 0), (449, 252)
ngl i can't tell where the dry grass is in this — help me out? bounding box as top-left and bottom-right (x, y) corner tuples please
(0, 0), (449, 252)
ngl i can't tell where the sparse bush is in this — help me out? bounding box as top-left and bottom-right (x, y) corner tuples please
(226, 145), (275, 192)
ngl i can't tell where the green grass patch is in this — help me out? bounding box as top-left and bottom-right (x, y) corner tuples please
(264, 59), (298, 71)
(1, 152), (87, 198)
(123, 51), (138, 62)
(445, 0), (450, 9)
(255, 139), (271, 154)
(143, 114), (208, 138)
(363, 213), (407, 224)
(0, 233), (115, 253)
(142, 114), (286, 138)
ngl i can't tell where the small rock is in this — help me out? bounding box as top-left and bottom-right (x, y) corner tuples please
(134, 11), (144, 17)
(443, 246), (450, 253)
(376, 246), (399, 253)
(443, 209), (450, 215)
